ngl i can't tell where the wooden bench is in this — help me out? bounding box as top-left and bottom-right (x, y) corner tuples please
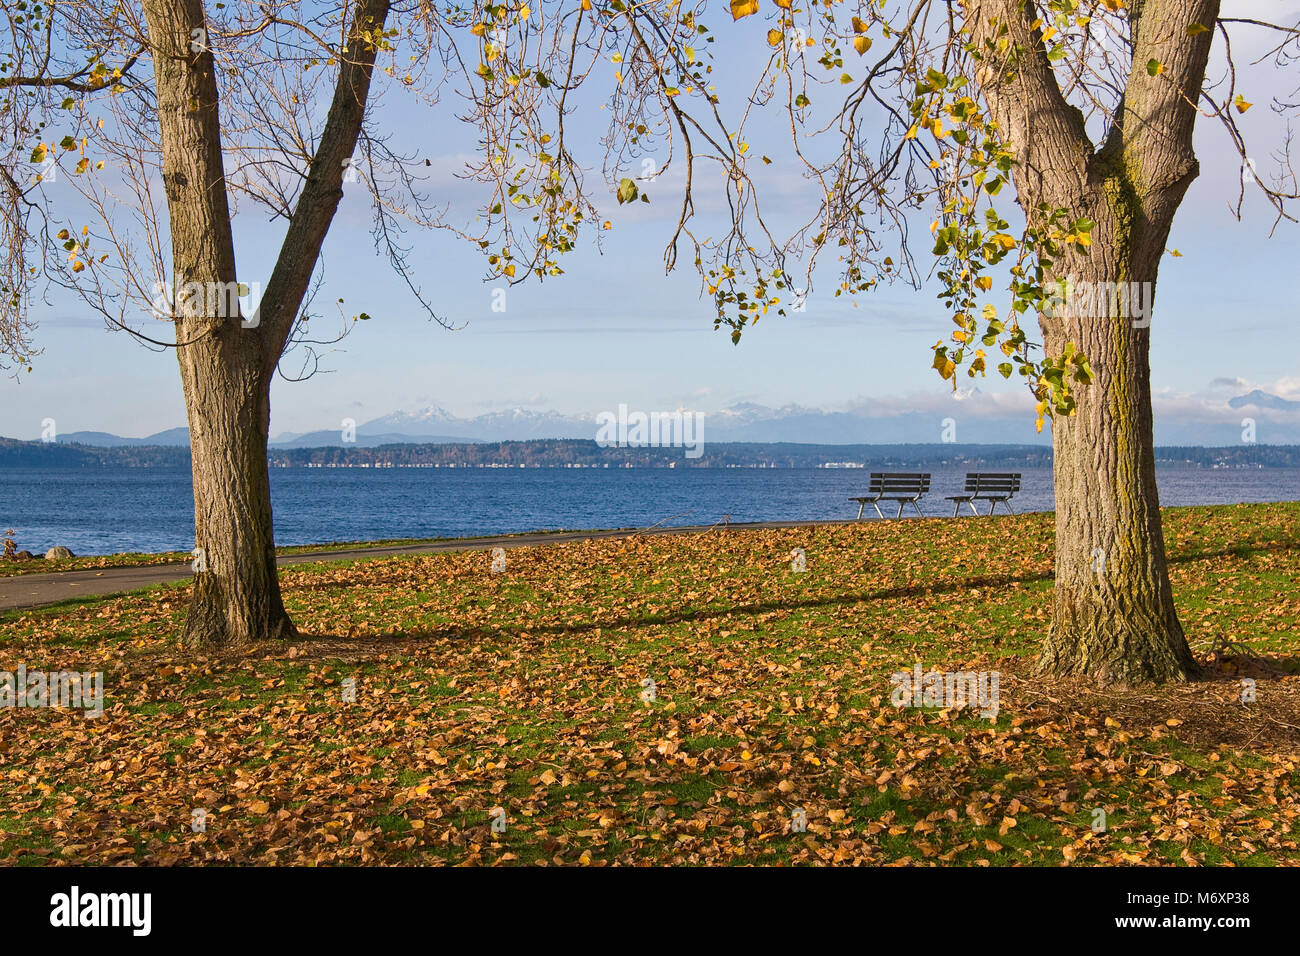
(945, 472), (1021, 516)
(850, 472), (931, 519)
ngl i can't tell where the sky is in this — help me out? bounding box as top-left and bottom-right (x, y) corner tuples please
(4, 0), (1300, 444)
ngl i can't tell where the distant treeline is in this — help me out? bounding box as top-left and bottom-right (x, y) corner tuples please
(0, 438), (190, 468)
(4, 436), (1300, 469)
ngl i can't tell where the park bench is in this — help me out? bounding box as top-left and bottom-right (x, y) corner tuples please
(850, 472), (931, 519)
(945, 472), (1021, 516)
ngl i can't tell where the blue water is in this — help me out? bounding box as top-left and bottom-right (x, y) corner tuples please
(1, 465), (1298, 556)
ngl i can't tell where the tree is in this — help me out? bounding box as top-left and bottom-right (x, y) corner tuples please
(700, 0), (1297, 683)
(1, 0), (762, 647)
(6, 0), (480, 646)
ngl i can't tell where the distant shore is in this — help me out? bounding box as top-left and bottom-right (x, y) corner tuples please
(4, 436), (1300, 469)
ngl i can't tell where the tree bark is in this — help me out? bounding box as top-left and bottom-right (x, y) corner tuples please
(1035, 195), (1197, 683)
(965, 0), (1220, 682)
(142, 0), (389, 647)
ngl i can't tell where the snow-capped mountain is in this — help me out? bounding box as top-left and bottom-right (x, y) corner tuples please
(29, 387), (1300, 448)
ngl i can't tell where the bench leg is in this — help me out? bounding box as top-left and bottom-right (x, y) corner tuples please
(952, 500), (960, 518)
(856, 501), (865, 520)
(896, 500), (905, 519)
(872, 501), (885, 520)
(1004, 499), (1016, 515)
(966, 501), (980, 517)
(911, 499), (925, 518)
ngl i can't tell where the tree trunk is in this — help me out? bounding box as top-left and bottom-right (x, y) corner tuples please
(177, 335), (293, 647)
(144, 0), (292, 647)
(1034, 192), (1196, 683)
(142, 0), (389, 647)
(966, 0), (1218, 683)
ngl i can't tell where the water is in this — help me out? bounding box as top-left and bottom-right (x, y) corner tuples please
(1, 465), (1298, 556)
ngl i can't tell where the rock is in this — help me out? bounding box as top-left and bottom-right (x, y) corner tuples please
(12, 550), (33, 561)
(44, 546), (74, 560)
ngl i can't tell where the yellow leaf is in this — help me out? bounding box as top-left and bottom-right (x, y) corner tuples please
(730, 0), (759, 20)
(853, 36), (871, 55)
(851, 16), (868, 33)
(539, 768), (558, 785)
(774, 0), (791, 7)
(767, 29), (783, 47)
(1100, 0), (1125, 11)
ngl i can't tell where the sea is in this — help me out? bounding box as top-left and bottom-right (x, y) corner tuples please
(1, 464), (1298, 556)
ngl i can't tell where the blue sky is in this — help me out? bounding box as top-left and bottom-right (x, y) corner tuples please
(4, 1), (1299, 442)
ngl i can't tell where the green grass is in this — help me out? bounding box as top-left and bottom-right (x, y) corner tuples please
(1, 501), (1298, 865)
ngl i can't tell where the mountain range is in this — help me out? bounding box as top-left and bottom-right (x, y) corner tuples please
(35, 389), (1300, 448)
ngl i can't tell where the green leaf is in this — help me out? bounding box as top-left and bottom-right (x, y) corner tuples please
(616, 178), (639, 204)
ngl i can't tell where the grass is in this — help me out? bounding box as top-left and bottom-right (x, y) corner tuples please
(0, 501), (1298, 866)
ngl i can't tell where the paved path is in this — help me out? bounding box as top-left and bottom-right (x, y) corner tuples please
(0, 520), (855, 612)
